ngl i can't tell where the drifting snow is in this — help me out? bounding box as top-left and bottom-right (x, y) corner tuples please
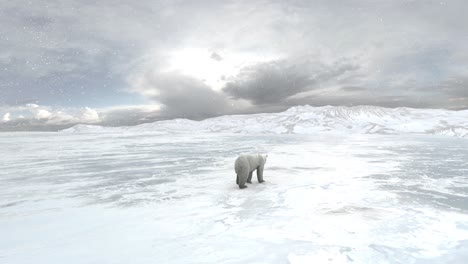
(62, 105), (468, 137)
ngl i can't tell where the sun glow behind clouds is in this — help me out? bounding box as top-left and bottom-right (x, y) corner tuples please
(166, 48), (279, 90)
(2, 113), (10, 122)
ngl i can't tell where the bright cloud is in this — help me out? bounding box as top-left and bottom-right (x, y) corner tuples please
(2, 112), (10, 122)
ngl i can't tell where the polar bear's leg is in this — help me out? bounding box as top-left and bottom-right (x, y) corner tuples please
(234, 156), (249, 189)
(257, 165), (265, 183)
(247, 171), (253, 183)
(238, 172), (248, 189)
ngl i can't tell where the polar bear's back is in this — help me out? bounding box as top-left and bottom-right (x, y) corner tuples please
(235, 154), (261, 174)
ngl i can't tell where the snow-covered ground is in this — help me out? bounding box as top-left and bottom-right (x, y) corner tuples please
(1, 130), (468, 263)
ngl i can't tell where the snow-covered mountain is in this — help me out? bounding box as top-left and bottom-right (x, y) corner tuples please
(63, 105), (468, 137)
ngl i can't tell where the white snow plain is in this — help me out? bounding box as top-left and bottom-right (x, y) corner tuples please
(1, 106), (468, 263)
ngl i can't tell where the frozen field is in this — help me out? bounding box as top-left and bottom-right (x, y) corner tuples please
(1, 131), (468, 263)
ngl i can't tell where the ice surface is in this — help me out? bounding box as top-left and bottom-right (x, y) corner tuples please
(62, 105), (468, 138)
(1, 131), (468, 263)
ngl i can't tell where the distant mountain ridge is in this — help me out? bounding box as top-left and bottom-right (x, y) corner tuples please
(62, 105), (468, 137)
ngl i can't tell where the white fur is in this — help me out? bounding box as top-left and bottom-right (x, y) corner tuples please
(234, 154), (268, 189)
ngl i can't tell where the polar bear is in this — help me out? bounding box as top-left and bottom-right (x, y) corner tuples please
(235, 154), (268, 189)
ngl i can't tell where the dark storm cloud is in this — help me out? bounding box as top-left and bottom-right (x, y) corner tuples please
(132, 72), (231, 119)
(223, 60), (314, 105)
(223, 59), (359, 105)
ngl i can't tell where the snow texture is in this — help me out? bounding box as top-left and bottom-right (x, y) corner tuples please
(62, 105), (468, 138)
(1, 130), (468, 263)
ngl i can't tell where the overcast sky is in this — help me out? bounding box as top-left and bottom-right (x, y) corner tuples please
(1, 0), (468, 131)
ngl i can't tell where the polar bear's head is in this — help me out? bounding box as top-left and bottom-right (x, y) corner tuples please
(262, 154), (268, 164)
